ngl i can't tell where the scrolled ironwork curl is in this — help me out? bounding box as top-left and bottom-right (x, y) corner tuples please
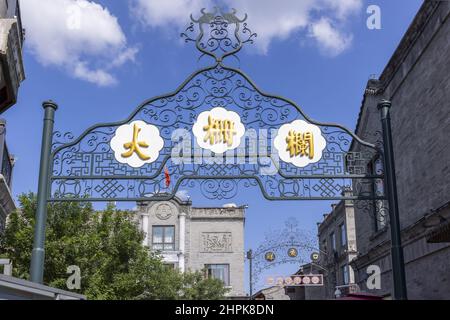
(52, 131), (75, 152)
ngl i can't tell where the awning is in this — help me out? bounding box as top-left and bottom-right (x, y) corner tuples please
(426, 220), (450, 243)
(337, 293), (384, 300)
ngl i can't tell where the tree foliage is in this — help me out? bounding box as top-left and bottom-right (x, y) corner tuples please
(0, 193), (229, 300)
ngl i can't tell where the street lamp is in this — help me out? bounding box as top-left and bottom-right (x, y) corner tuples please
(247, 249), (253, 299)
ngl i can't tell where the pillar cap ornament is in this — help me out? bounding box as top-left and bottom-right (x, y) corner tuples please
(42, 100), (58, 110)
(377, 99), (392, 110)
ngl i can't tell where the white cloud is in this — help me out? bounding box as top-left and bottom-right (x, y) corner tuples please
(130, 0), (362, 56)
(228, 0), (315, 53)
(130, 0), (210, 28)
(175, 190), (190, 201)
(308, 18), (353, 57)
(322, 0), (362, 20)
(21, 0), (138, 86)
(73, 61), (117, 86)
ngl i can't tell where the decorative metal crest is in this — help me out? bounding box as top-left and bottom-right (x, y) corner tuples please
(181, 7), (257, 63)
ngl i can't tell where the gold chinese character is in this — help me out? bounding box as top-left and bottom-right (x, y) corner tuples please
(265, 251), (276, 262)
(121, 124), (151, 161)
(286, 131), (314, 159)
(203, 115), (237, 147)
(288, 248), (298, 258)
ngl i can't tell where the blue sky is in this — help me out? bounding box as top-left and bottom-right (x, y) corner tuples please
(4, 0), (423, 292)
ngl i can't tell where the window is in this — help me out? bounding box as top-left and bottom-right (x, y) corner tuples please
(339, 223), (347, 247)
(369, 157), (387, 232)
(152, 226), (175, 251)
(330, 232), (336, 252)
(342, 265), (349, 285)
(205, 264), (230, 286)
(286, 287), (296, 294)
(164, 263), (176, 270)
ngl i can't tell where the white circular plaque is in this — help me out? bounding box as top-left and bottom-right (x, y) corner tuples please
(110, 120), (164, 168)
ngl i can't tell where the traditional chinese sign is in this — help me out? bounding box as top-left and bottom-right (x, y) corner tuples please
(193, 107), (245, 154)
(310, 252), (320, 263)
(110, 120), (164, 168)
(266, 274), (324, 287)
(274, 120), (326, 168)
(286, 131), (314, 158)
(288, 248), (298, 258)
(49, 8), (384, 204)
(265, 252), (276, 262)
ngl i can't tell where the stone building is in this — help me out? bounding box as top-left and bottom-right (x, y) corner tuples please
(0, 0), (25, 113)
(0, 119), (15, 234)
(0, 0), (25, 234)
(350, 1), (450, 299)
(262, 192), (357, 301)
(317, 191), (358, 299)
(284, 264), (325, 300)
(253, 286), (290, 300)
(136, 196), (246, 297)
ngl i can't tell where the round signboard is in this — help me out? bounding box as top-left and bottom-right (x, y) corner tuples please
(265, 252), (276, 262)
(311, 252), (320, 262)
(288, 248), (298, 258)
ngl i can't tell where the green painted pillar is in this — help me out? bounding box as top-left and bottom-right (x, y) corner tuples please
(378, 100), (408, 300)
(247, 250), (253, 299)
(30, 100), (58, 284)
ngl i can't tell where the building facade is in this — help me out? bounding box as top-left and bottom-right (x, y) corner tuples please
(283, 264), (325, 300)
(136, 197), (246, 297)
(253, 286), (290, 300)
(0, 119), (14, 234)
(317, 191), (358, 299)
(350, 1), (450, 299)
(0, 0), (24, 234)
(0, 0), (25, 113)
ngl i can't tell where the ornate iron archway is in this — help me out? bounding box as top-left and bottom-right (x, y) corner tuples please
(30, 8), (407, 299)
(247, 218), (323, 296)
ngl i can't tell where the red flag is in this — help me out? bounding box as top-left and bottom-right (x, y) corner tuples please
(164, 166), (171, 188)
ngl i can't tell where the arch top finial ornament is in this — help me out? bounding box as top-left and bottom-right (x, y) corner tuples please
(182, 8), (257, 63)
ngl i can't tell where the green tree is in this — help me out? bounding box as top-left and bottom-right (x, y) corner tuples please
(180, 271), (230, 300)
(0, 193), (229, 300)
